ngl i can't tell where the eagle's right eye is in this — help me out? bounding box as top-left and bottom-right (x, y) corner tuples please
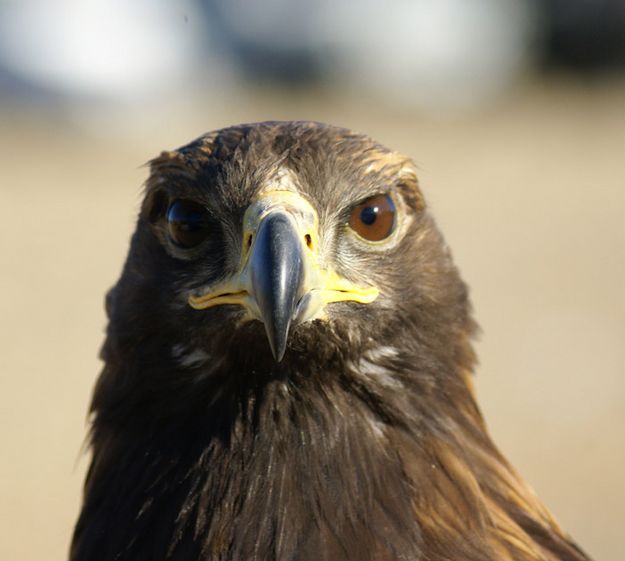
(166, 199), (210, 248)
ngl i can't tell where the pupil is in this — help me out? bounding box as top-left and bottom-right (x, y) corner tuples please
(179, 212), (202, 230)
(168, 206), (203, 230)
(360, 206), (378, 226)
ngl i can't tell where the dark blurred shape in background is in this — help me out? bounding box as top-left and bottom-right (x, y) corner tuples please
(544, 0), (625, 70)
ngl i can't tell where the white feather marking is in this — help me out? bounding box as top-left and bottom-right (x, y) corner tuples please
(368, 417), (387, 440)
(171, 343), (187, 358)
(358, 358), (402, 389)
(171, 345), (211, 368)
(365, 345), (399, 361)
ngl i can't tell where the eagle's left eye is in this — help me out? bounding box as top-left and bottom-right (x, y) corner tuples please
(348, 194), (396, 242)
(166, 199), (210, 248)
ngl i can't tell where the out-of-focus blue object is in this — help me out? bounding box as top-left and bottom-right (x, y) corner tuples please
(318, 0), (538, 110)
(0, 0), (623, 112)
(0, 0), (538, 111)
(0, 0), (204, 101)
(201, 0), (540, 111)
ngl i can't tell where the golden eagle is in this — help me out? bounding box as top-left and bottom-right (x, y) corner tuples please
(71, 122), (591, 561)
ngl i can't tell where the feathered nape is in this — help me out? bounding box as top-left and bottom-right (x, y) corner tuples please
(72, 315), (588, 561)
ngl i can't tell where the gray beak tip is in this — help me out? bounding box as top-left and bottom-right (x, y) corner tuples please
(265, 318), (290, 362)
(272, 342), (287, 363)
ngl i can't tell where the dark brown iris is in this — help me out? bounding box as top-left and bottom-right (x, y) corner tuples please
(166, 199), (210, 248)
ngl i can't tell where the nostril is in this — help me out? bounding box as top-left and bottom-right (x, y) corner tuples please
(304, 234), (313, 250)
(246, 233), (253, 250)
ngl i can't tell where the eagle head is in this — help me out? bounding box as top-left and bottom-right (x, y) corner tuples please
(105, 121), (473, 387)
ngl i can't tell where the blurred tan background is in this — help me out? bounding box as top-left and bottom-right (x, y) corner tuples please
(1, 2), (624, 560)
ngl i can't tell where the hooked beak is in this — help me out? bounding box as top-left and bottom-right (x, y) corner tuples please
(248, 212), (304, 360)
(188, 191), (378, 361)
